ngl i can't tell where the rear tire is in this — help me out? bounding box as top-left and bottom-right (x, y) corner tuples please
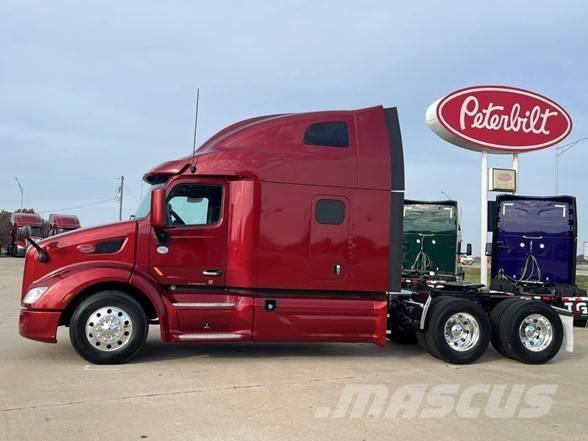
(574, 319), (587, 328)
(425, 298), (490, 364)
(498, 300), (563, 364)
(490, 297), (521, 355)
(69, 291), (148, 364)
(418, 296), (460, 354)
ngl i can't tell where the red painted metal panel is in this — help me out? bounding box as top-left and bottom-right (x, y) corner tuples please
(224, 180), (260, 288)
(163, 290), (253, 337)
(21, 221), (137, 297)
(19, 310), (61, 343)
(252, 297), (382, 343)
(355, 106), (392, 190)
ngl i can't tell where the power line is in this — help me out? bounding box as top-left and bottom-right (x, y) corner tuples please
(124, 182), (139, 202)
(555, 136), (588, 157)
(36, 198), (115, 214)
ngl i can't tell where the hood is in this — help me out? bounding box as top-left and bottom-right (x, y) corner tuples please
(22, 220), (138, 296)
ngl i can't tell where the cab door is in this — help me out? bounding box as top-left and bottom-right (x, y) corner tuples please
(149, 179), (228, 287)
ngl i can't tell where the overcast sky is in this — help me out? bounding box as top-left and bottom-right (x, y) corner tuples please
(1, 0), (587, 254)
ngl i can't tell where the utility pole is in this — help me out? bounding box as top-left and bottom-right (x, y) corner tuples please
(118, 176), (124, 221)
(480, 151), (489, 287)
(14, 177), (23, 210)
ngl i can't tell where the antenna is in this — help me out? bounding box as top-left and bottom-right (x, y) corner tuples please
(190, 88), (200, 173)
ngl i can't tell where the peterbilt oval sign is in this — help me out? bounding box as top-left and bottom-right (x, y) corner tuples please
(426, 86), (572, 154)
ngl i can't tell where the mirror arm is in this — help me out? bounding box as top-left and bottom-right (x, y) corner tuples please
(25, 238), (49, 263)
(154, 228), (169, 246)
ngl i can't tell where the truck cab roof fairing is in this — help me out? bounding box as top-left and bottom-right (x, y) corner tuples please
(48, 214), (81, 229)
(10, 212), (43, 226)
(144, 106), (394, 190)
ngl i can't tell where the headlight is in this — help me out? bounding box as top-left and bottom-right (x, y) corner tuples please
(22, 287), (48, 306)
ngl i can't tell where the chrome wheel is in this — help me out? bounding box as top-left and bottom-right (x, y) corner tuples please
(443, 312), (480, 352)
(85, 306), (133, 352)
(519, 314), (553, 352)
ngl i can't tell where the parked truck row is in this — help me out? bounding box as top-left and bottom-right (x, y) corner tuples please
(16, 105), (580, 366)
(3, 213), (80, 256)
(400, 195), (587, 327)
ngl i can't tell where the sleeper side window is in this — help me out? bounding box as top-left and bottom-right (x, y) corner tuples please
(166, 184), (223, 226)
(315, 199), (345, 225)
(304, 121), (349, 147)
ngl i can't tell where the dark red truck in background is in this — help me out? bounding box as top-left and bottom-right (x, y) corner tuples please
(48, 214), (81, 236)
(18, 106), (573, 365)
(6, 212), (43, 257)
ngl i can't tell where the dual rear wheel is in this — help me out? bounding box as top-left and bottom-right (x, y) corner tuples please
(419, 296), (564, 364)
(490, 298), (563, 364)
(419, 297), (490, 364)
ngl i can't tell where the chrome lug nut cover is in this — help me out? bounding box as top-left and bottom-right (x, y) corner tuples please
(85, 306), (133, 352)
(443, 312), (480, 352)
(519, 314), (553, 352)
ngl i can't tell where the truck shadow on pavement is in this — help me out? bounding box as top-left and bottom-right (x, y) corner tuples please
(43, 327), (585, 366)
(129, 336), (507, 365)
(127, 328), (586, 365)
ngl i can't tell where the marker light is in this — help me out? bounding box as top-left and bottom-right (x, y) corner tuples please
(22, 287), (48, 306)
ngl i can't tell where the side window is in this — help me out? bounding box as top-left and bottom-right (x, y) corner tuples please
(315, 199), (345, 225)
(304, 121), (349, 147)
(167, 184), (223, 226)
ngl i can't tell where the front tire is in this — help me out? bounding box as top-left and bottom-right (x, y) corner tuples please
(69, 291), (148, 364)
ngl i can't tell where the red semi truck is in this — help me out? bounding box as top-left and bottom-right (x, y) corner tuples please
(6, 212), (43, 257)
(18, 106), (573, 364)
(48, 214), (81, 236)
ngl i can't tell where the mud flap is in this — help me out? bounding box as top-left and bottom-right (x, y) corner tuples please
(552, 306), (574, 352)
(419, 295), (432, 330)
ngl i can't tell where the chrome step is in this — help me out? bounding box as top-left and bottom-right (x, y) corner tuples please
(177, 332), (243, 341)
(172, 302), (235, 309)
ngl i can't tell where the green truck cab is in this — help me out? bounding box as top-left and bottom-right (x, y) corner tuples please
(402, 200), (471, 282)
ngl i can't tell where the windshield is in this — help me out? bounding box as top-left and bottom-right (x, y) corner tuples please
(404, 204), (457, 233)
(30, 226), (42, 237)
(134, 184), (164, 219)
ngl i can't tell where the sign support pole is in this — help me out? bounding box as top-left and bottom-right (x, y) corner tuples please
(512, 153), (519, 195)
(480, 151), (488, 287)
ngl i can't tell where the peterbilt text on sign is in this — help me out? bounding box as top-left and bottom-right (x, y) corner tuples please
(426, 86), (572, 153)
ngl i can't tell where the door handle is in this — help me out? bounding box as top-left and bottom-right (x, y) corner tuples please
(202, 269), (222, 277)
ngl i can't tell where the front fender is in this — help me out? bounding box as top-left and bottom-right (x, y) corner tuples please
(28, 263), (170, 343)
(31, 263), (135, 310)
(129, 269), (170, 343)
